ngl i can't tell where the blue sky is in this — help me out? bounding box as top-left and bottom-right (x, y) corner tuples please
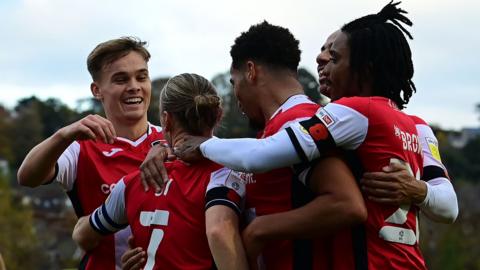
(0, 0), (478, 130)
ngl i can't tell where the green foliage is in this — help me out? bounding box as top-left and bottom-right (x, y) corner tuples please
(421, 180), (480, 269)
(0, 174), (49, 270)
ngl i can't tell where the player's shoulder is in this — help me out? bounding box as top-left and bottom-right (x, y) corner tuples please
(408, 114), (428, 126)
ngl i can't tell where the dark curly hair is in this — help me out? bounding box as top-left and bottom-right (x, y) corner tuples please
(342, 1), (415, 109)
(230, 21), (301, 72)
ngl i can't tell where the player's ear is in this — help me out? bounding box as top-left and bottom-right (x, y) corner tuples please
(163, 111), (173, 132)
(91, 82), (103, 100)
(245, 60), (257, 82)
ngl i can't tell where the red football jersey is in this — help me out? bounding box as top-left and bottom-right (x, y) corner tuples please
(290, 97), (425, 269)
(90, 160), (245, 270)
(245, 95), (331, 270)
(54, 124), (165, 270)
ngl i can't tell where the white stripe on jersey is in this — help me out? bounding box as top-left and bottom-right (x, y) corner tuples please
(56, 141), (80, 191)
(321, 103), (368, 150)
(287, 103), (368, 162)
(116, 123), (162, 147)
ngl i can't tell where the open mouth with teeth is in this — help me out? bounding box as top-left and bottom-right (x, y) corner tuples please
(124, 97), (143, 104)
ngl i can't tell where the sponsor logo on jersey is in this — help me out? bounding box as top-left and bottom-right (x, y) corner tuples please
(102, 148), (123, 157)
(101, 183), (117, 194)
(309, 123), (329, 141)
(237, 172), (255, 184)
(394, 125), (421, 154)
(426, 137), (441, 162)
(316, 109), (335, 127)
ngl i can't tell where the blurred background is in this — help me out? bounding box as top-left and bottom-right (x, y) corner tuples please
(0, 0), (479, 269)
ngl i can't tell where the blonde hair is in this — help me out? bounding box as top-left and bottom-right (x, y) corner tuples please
(160, 73), (221, 135)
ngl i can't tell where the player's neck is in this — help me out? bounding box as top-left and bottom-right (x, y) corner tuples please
(112, 118), (149, 141)
(170, 129), (211, 149)
(261, 77), (303, 121)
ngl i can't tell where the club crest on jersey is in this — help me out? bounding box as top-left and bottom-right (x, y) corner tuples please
(102, 148), (123, 157)
(316, 109), (335, 127)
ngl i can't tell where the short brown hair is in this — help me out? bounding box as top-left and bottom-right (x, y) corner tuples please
(160, 73), (222, 135)
(87, 36), (151, 81)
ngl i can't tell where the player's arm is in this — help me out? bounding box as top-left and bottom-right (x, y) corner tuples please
(205, 168), (248, 270)
(242, 156), (367, 260)
(362, 122), (458, 223)
(72, 179), (128, 251)
(17, 115), (115, 187)
(177, 103), (366, 173)
(206, 206), (248, 270)
(72, 214), (103, 251)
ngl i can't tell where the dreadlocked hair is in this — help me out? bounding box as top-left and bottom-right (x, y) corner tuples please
(341, 1), (416, 109)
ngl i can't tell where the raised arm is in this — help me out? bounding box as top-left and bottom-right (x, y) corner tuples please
(17, 114), (115, 187)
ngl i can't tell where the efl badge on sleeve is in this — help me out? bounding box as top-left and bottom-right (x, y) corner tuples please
(426, 137), (441, 162)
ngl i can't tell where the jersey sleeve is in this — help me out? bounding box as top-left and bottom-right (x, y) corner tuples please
(199, 132), (301, 173)
(89, 178), (129, 235)
(415, 121), (449, 180)
(205, 167), (247, 215)
(54, 141), (80, 191)
(286, 101), (369, 163)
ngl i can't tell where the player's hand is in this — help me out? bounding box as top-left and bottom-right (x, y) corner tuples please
(121, 236), (146, 270)
(140, 144), (175, 192)
(174, 135), (209, 163)
(242, 220), (265, 270)
(57, 114), (116, 144)
(361, 162), (427, 205)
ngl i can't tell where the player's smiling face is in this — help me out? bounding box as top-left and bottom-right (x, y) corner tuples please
(317, 30), (340, 98)
(91, 51), (151, 126)
(322, 31), (360, 101)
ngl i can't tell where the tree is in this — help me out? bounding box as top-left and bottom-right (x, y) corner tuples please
(211, 72), (255, 138)
(148, 77), (170, 126)
(0, 174), (49, 270)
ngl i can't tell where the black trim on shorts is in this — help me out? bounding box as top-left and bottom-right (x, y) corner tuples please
(423, 165), (448, 181)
